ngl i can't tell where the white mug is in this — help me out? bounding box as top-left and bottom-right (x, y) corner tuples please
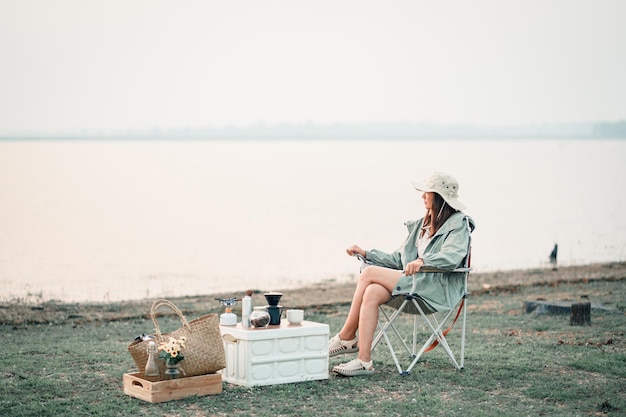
(286, 309), (304, 324)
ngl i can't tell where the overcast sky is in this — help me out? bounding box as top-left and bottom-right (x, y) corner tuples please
(1, 0), (625, 133)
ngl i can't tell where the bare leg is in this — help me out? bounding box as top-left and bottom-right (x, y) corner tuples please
(338, 266), (402, 341)
(357, 283), (392, 362)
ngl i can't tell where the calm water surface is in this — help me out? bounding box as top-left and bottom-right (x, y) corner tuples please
(1, 139), (624, 302)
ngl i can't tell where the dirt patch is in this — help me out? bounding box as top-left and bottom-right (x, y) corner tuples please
(2, 262), (625, 326)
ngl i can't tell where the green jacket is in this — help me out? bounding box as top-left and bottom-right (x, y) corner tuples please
(365, 212), (475, 312)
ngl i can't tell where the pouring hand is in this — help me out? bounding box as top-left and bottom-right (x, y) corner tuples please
(346, 245), (365, 258)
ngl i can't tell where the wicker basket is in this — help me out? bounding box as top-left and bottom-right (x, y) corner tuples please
(128, 299), (225, 378)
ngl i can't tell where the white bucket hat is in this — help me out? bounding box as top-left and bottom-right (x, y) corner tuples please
(412, 172), (467, 210)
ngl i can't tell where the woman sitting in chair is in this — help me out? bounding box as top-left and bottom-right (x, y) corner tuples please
(331, 171), (475, 377)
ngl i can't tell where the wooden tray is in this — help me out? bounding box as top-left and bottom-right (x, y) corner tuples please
(123, 372), (222, 403)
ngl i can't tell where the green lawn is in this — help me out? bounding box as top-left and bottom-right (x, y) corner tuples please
(2, 279), (624, 417)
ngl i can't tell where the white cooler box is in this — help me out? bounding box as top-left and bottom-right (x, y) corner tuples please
(220, 320), (329, 386)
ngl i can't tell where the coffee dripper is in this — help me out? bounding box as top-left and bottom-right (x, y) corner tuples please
(264, 292), (284, 325)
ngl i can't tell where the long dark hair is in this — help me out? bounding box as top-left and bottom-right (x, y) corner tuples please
(421, 192), (459, 237)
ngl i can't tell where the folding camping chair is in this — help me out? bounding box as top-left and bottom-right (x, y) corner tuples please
(369, 217), (472, 376)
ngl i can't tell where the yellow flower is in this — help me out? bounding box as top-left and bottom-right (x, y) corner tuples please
(157, 336), (187, 362)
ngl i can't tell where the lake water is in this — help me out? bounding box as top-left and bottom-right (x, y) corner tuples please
(1, 139), (625, 303)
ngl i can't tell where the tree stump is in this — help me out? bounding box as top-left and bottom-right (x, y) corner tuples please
(570, 302), (591, 326)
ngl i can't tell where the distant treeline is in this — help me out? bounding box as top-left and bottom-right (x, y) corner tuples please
(592, 121), (626, 138)
(2, 121), (626, 140)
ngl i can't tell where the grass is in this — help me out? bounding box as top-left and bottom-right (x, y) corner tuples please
(2, 279), (625, 417)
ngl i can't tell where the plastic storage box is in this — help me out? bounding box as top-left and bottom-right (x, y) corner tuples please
(220, 320), (329, 386)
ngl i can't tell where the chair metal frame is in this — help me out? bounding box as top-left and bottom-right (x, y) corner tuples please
(371, 218), (472, 376)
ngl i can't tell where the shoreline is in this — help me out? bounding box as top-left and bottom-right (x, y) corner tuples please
(2, 262), (625, 326)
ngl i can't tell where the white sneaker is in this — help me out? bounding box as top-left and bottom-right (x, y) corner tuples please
(328, 334), (359, 357)
(332, 358), (374, 377)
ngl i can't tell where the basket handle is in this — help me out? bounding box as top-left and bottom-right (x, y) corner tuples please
(150, 299), (190, 341)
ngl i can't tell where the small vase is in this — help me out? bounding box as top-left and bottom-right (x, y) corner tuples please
(164, 362), (181, 380)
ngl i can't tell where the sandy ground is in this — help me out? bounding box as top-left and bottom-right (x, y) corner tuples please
(1, 262), (625, 326)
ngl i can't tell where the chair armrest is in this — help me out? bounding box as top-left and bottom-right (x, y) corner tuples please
(355, 255), (470, 274)
(420, 266), (471, 273)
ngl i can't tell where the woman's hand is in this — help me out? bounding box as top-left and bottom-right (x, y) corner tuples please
(404, 258), (424, 275)
(346, 245), (366, 258)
